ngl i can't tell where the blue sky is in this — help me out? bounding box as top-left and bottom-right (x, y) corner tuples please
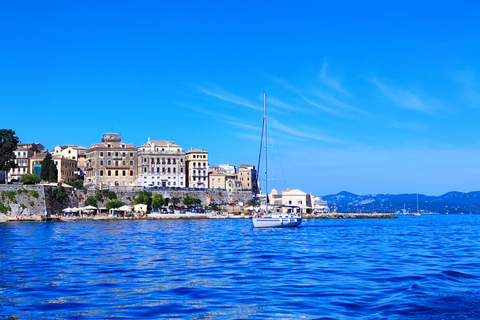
(1, 1), (480, 196)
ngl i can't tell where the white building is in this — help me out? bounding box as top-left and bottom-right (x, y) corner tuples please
(137, 138), (186, 188)
(269, 188), (315, 214)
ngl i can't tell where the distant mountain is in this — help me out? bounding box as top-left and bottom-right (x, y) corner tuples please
(322, 191), (480, 213)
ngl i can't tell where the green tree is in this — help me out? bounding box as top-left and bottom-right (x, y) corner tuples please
(20, 173), (40, 184)
(0, 129), (19, 183)
(247, 198), (260, 207)
(106, 199), (124, 209)
(66, 180), (84, 190)
(40, 152), (57, 182)
(85, 196), (98, 207)
(152, 193), (165, 209)
(48, 160), (58, 183)
(171, 197), (181, 208)
(134, 190), (152, 205)
(183, 194), (201, 207)
(56, 186), (66, 200)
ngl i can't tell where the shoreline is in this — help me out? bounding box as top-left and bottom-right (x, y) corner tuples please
(1, 212), (397, 222)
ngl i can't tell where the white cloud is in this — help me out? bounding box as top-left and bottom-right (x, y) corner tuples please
(371, 78), (435, 113)
(269, 117), (346, 144)
(319, 62), (349, 95)
(200, 88), (262, 111)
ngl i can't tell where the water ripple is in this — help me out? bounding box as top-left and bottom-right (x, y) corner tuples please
(1, 215), (480, 319)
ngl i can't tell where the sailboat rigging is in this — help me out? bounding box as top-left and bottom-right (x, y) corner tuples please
(252, 92), (302, 228)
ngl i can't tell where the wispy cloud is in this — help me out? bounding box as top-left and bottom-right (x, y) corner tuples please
(270, 117), (346, 144)
(371, 78), (436, 114)
(456, 71), (480, 108)
(267, 96), (304, 112)
(182, 103), (260, 132)
(319, 62), (349, 96)
(200, 88), (262, 111)
(299, 94), (346, 118)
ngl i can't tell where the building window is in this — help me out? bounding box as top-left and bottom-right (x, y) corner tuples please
(122, 152), (126, 157)
(108, 170), (111, 176)
(100, 152), (104, 156)
(130, 170), (134, 176)
(108, 160), (112, 165)
(100, 170), (104, 176)
(115, 170), (119, 176)
(130, 160), (134, 165)
(122, 170), (126, 176)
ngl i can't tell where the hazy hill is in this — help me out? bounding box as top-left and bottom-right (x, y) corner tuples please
(322, 191), (480, 213)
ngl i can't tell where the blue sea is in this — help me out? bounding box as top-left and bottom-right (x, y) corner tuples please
(1, 214), (480, 319)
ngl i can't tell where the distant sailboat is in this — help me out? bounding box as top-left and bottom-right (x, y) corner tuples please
(252, 93), (302, 228)
(413, 194), (421, 216)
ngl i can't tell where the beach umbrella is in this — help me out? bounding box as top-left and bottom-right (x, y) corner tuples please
(83, 205), (97, 210)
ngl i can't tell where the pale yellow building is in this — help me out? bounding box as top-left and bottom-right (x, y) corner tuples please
(84, 133), (138, 188)
(236, 164), (258, 192)
(137, 138), (186, 188)
(52, 145), (88, 178)
(209, 171), (236, 190)
(186, 148), (209, 188)
(29, 152), (79, 182)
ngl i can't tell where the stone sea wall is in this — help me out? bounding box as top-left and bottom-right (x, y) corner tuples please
(78, 187), (253, 208)
(0, 185), (253, 219)
(0, 185), (78, 219)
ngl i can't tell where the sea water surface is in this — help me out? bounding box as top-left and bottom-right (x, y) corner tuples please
(1, 214), (480, 319)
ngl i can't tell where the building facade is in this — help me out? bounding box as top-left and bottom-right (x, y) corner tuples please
(8, 143), (45, 182)
(137, 138), (186, 188)
(52, 145), (88, 179)
(269, 188), (315, 214)
(186, 148), (209, 188)
(84, 133), (138, 188)
(236, 164), (258, 193)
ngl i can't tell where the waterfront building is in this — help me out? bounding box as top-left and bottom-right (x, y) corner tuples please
(8, 143), (45, 182)
(84, 133), (138, 188)
(186, 148), (209, 188)
(52, 145), (88, 179)
(236, 164), (258, 193)
(219, 164), (236, 174)
(269, 188), (315, 214)
(209, 168), (236, 190)
(29, 151), (81, 183)
(226, 175), (242, 192)
(313, 196), (330, 213)
(137, 138), (186, 188)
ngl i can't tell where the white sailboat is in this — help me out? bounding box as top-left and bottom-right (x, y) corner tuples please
(252, 93), (302, 228)
(413, 194), (421, 216)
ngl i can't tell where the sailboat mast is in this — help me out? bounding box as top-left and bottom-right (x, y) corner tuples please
(264, 92), (268, 214)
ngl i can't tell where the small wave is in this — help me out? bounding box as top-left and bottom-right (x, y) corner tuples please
(442, 270), (477, 279)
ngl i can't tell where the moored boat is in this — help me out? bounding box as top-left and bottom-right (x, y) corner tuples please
(252, 92), (302, 228)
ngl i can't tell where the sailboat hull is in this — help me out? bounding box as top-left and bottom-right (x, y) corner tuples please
(252, 217), (302, 228)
